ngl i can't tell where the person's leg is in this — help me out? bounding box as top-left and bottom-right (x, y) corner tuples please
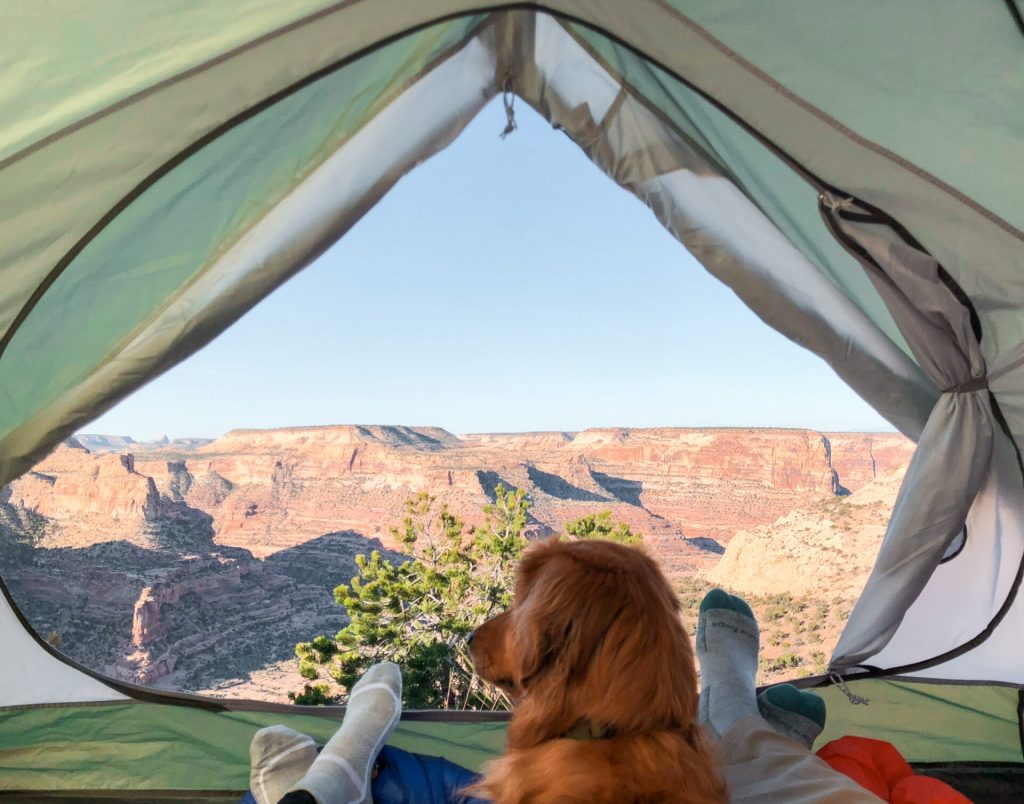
(249, 732), (486, 804)
(269, 662), (402, 804)
(247, 664), (488, 804)
(249, 725), (319, 804)
(696, 592), (881, 802)
(717, 716), (883, 804)
(696, 588), (760, 738)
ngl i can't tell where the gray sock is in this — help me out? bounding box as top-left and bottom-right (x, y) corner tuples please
(288, 662), (402, 804)
(249, 724), (317, 804)
(758, 684), (826, 749)
(696, 589), (760, 739)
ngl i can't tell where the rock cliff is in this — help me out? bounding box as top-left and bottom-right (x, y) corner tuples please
(706, 467), (907, 599)
(0, 530), (392, 692)
(168, 425), (911, 554)
(1, 425), (913, 697)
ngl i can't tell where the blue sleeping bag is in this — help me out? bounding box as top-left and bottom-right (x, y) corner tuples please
(240, 745), (487, 804)
(371, 745), (487, 803)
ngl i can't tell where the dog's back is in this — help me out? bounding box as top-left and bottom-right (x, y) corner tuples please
(474, 729), (725, 803)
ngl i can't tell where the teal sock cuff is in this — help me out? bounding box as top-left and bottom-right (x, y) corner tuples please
(761, 684), (826, 728)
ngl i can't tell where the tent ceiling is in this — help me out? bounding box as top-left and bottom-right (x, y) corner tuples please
(3, 2), (1023, 472)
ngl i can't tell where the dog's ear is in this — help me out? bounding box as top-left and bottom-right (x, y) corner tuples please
(508, 538), (568, 687)
(512, 539), (624, 687)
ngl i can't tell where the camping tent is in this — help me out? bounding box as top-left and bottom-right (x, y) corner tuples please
(2, 1), (1023, 799)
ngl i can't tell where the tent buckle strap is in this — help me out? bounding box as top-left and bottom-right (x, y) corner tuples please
(818, 191), (855, 212)
(828, 670), (870, 705)
(942, 376), (989, 394)
(500, 75), (518, 139)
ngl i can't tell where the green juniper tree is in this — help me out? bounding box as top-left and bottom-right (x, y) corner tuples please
(292, 490), (645, 708)
(293, 485), (530, 709)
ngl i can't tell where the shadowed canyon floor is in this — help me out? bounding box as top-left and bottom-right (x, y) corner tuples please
(0, 425), (913, 696)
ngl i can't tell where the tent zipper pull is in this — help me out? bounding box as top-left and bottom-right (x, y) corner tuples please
(828, 670), (870, 705)
(818, 191), (854, 212)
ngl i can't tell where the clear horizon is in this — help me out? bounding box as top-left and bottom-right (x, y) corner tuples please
(84, 98), (895, 442)
(77, 422), (899, 443)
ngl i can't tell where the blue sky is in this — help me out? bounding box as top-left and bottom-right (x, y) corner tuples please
(86, 98), (892, 441)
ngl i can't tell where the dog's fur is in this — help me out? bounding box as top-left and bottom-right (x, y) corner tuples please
(468, 537), (726, 803)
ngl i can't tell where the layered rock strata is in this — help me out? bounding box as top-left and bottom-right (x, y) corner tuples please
(706, 468), (907, 599)
(1, 425), (913, 695)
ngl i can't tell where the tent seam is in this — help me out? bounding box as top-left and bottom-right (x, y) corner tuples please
(1006, 0), (1024, 40)
(0, 789), (249, 799)
(785, 673), (1024, 692)
(0, 697), (513, 719)
(1019, 689), (1024, 761)
(0, 698), (133, 713)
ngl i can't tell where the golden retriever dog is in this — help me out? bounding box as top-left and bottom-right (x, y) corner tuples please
(467, 537), (726, 803)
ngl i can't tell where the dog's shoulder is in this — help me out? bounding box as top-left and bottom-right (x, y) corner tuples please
(474, 734), (725, 804)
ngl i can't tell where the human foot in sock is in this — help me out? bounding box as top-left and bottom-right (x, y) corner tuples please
(250, 724), (318, 804)
(758, 684), (827, 749)
(696, 588), (760, 739)
(284, 661), (403, 804)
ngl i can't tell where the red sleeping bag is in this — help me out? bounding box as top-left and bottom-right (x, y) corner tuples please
(817, 736), (971, 803)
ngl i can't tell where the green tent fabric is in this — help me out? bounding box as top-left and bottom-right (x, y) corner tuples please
(0, 682), (1019, 798)
(0, 702), (509, 797)
(2, 1), (1024, 797)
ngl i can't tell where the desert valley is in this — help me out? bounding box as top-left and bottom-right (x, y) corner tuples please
(0, 425), (913, 700)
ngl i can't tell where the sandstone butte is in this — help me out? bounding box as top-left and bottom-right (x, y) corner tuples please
(0, 425), (913, 697)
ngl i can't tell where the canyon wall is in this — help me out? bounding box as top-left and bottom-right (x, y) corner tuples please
(706, 468), (906, 600)
(0, 425), (913, 696)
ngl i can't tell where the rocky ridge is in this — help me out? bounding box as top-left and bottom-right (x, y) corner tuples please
(1, 424), (913, 697)
(75, 433), (214, 453)
(706, 467), (906, 600)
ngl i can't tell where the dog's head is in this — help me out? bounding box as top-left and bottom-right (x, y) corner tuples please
(469, 537), (699, 748)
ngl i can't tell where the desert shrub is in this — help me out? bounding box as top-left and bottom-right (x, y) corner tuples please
(767, 652), (802, 673)
(289, 683), (333, 705)
(564, 511), (642, 545)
